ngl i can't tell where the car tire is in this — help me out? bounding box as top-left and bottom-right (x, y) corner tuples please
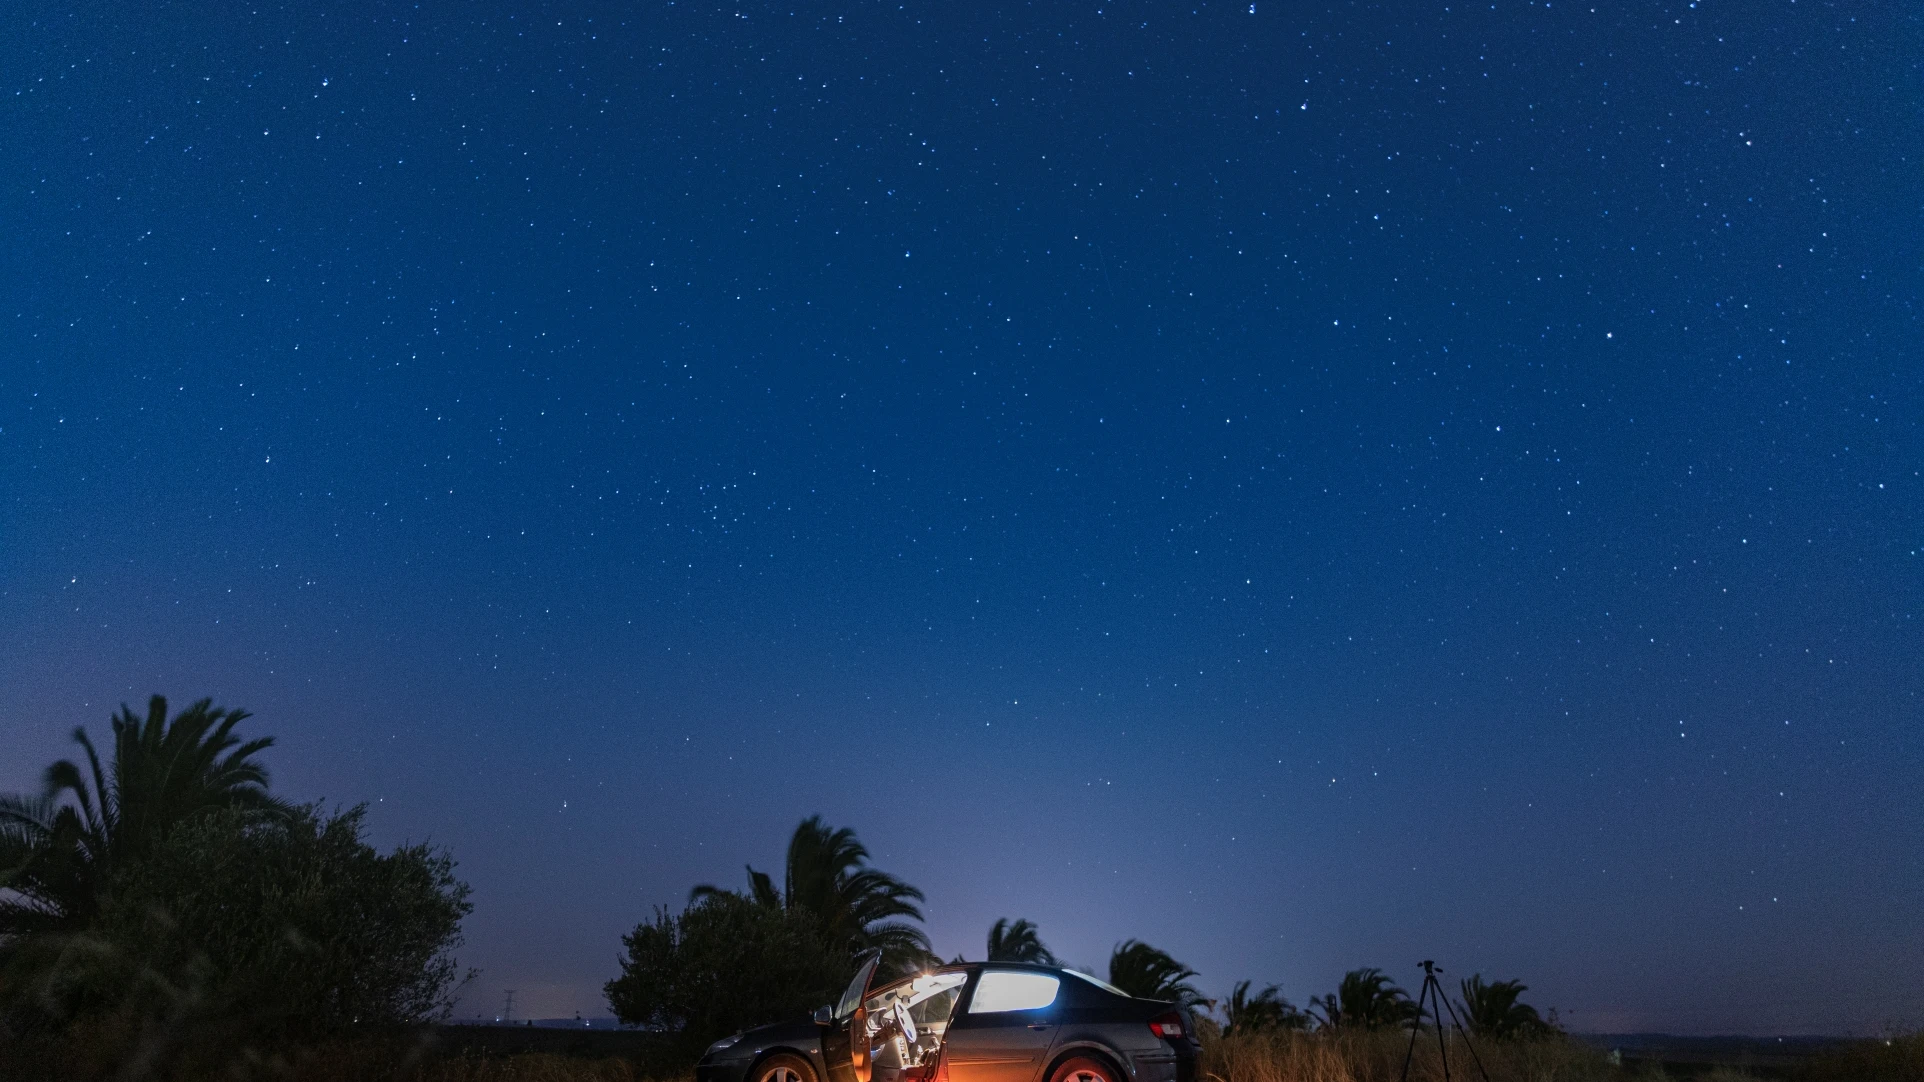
(1048, 1056), (1119, 1082)
(755, 1053), (820, 1082)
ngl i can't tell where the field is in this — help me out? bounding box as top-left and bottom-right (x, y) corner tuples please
(1199, 1029), (1917, 1082)
(10, 1027), (1919, 1082)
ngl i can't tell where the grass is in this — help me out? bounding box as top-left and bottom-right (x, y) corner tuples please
(1788, 1031), (1924, 1082)
(335, 1051), (673, 1082)
(0, 1027), (688, 1082)
(1201, 1029), (1618, 1082)
(1204, 1028), (1924, 1082)
(7, 1026), (1920, 1082)
(226, 1033), (697, 1082)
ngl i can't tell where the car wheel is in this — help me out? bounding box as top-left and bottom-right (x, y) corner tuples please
(756, 1053), (819, 1082)
(1049, 1056), (1118, 1082)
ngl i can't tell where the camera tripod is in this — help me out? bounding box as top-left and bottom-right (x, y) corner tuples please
(1397, 961), (1489, 1082)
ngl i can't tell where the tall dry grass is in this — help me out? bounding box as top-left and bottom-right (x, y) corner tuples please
(1790, 1031), (1924, 1082)
(0, 1029), (690, 1082)
(408, 1053), (680, 1082)
(228, 1044), (694, 1082)
(1200, 1030), (1619, 1082)
(1201, 1028), (1924, 1082)
(12, 1027), (1921, 1082)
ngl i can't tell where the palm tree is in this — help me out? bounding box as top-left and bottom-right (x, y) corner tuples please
(1309, 968), (1418, 1031)
(986, 918), (1057, 965)
(0, 793), (89, 940)
(695, 816), (932, 973)
(1223, 980), (1310, 1035)
(0, 696), (286, 939)
(1107, 940), (1202, 1005)
(1457, 975), (1549, 1039)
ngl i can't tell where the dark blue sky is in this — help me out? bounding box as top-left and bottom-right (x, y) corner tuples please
(4, 0), (1919, 1036)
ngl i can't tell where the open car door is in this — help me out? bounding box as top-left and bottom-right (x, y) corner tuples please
(822, 950), (884, 1082)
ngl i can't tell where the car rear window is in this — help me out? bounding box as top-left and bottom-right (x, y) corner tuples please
(969, 971), (1060, 1013)
(1062, 969), (1132, 999)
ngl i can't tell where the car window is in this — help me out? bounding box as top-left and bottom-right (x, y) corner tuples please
(968, 971), (1060, 1013)
(1062, 969), (1132, 999)
(866, 971), (968, 1022)
(910, 981), (965, 1025)
(837, 953), (881, 1019)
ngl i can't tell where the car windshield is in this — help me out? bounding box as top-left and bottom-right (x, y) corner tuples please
(835, 953), (882, 1019)
(866, 970), (968, 1025)
(1063, 969), (1133, 998)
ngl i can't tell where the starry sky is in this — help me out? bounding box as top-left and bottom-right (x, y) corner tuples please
(3, 0), (1920, 1037)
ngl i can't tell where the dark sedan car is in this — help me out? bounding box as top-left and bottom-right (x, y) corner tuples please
(696, 953), (1199, 1082)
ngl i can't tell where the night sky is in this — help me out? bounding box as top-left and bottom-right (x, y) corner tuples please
(4, 0), (1919, 1037)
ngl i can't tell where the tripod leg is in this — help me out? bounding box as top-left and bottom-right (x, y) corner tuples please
(1399, 981), (1424, 1082)
(1430, 976), (1452, 1082)
(1436, 983), (1491, 1082)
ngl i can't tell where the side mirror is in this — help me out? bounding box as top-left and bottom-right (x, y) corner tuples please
(813, 1004), (834, 1025)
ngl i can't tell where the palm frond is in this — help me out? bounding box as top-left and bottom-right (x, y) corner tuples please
(1458, 974), (1547, 1039)
(1314, 968), (1415, 1031)
(2, 693), (282, 937)
(747, 866), (782, 909)
(986, 918), (1058, 965)
(1109, 940), (1203, 1005)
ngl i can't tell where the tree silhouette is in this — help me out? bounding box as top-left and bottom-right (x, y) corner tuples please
(1107, 939), (1203, 1005)
(1223, 979), (1310, 1035)
(1457, 974), (1551, 1039)
(694, 815), (931, 974)
(0, 695), (288, 938)
(608, 891), (847, 1051)
(985, 918), (1058, 964)
(1309, 968), (1418, 1031)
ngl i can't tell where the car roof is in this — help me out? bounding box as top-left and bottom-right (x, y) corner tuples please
(895, 961), (1075, 982)
(939, 961), (1064, 972)
(928, 962), (1127, 987)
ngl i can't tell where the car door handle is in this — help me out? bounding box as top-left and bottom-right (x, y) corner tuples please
(1027, 1024), (1050, 1031)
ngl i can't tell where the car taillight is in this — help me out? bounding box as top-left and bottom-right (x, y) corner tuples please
(1148, 1011), (1185, 1039)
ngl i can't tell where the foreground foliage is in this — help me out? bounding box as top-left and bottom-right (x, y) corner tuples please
(1207, 1029), (1615, 1082)
(1309, 969), (1420, 1032)
(0, 1031), (679, 1082)
(0, 696), (472, 1080)
(114, 805), (471, 1027)
(1225, 979), (1313, 1035)
(692, 815), (932, 977)
(1790, 1030), (1924, 1082)
(611, 814), (932, 1051)
(0, 695), (289, 938)
(1108, 939), (1204, 1005)
(2, 1018), (1917, 1082)
(2, 804), (472, 1071)
(986, 917), (1058, 965)
(605, 890), (850, 1053)
(1456, 975), (1552, 1041)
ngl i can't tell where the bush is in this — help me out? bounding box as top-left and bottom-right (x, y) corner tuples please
(1793, 1031), (1924, 1082)
(605, 891), (851, 1053)
(111, 804), (470, 1028)
(0, 804), (472, 1078)
(1200, 1028), (1620, 1082)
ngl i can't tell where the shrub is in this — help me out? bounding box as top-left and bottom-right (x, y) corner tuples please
(605, 891), (850, 1053)
(1793, 1031), (1924, 1082)
(1200, 1028), (1619, 1082)
(0, 803), (472, 1078)
(104, 803), (471, 1031)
